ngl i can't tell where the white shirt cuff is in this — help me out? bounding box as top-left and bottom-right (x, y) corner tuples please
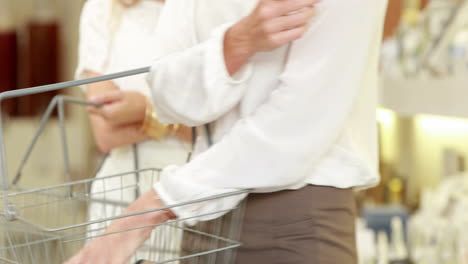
(154, 165), (247, 226)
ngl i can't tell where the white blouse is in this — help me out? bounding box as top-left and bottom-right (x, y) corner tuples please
(76, 0), (189, 173)
(77, 0), (161, 97)
(148, 0), (389, 225)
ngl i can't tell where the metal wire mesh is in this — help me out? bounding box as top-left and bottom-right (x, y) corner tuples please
(0, 169), (246, 263)
(0, 67), (247, 264)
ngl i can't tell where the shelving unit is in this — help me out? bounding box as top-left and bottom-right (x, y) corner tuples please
(380, 78), (468, 118)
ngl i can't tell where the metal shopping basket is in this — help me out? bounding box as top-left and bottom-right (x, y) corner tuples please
(0, 67), (247, 264)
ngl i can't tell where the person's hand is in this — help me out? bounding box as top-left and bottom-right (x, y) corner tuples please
(224, 0), (320, 75)
(88, 90), (147, 127)
(65, 190), (175, 264)
(239, 0), (319, 53)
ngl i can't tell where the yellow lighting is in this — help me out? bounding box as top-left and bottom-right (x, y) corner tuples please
(377, 108), (395, 127)
(417, 115), (468, 132)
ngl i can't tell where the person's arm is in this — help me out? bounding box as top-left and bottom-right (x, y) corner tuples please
(65, 189), (175, 264)
(90, 118), (148, 153)
(89, 0), (317, 126)
(76, 0), (148, 153)
(154, 0), (388, 224)
(66, 1), (320, 261)
(145, 0), (317, 126)
(85, 73), (193, 152)
(84, 71), (148, 153)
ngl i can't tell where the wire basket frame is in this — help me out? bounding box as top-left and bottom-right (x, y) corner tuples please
(0, 68), (248, 263)
(1, 169), (247, 263)
(0, 66), (153, 192)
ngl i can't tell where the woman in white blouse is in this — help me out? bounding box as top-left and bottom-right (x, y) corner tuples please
(76, 0), (190, 257)
(69, 0), (388, 263)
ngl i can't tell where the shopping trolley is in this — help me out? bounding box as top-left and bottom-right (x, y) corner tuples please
(0, 67), (248, 264)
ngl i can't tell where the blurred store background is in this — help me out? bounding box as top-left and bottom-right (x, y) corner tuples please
(1, 0), (468, 263)
(0, 0), (95, 191)
(362, 0), (468, 263)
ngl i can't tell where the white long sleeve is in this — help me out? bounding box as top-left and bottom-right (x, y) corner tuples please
(147, 0), (253, 126)
(76, 0), (111, 79)
(153, 0), (387, 225)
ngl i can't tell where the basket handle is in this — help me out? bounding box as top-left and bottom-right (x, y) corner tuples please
(0, 67), (150, 192)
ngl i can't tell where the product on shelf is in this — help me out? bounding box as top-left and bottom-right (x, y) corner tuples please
(409, 175), (468, 264)
(378, 231), (390, 264)
(380, 0), (468, 79)
(390, 216), (411, 264)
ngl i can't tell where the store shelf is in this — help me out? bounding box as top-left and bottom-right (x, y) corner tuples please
(379, 78), (468, 118)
